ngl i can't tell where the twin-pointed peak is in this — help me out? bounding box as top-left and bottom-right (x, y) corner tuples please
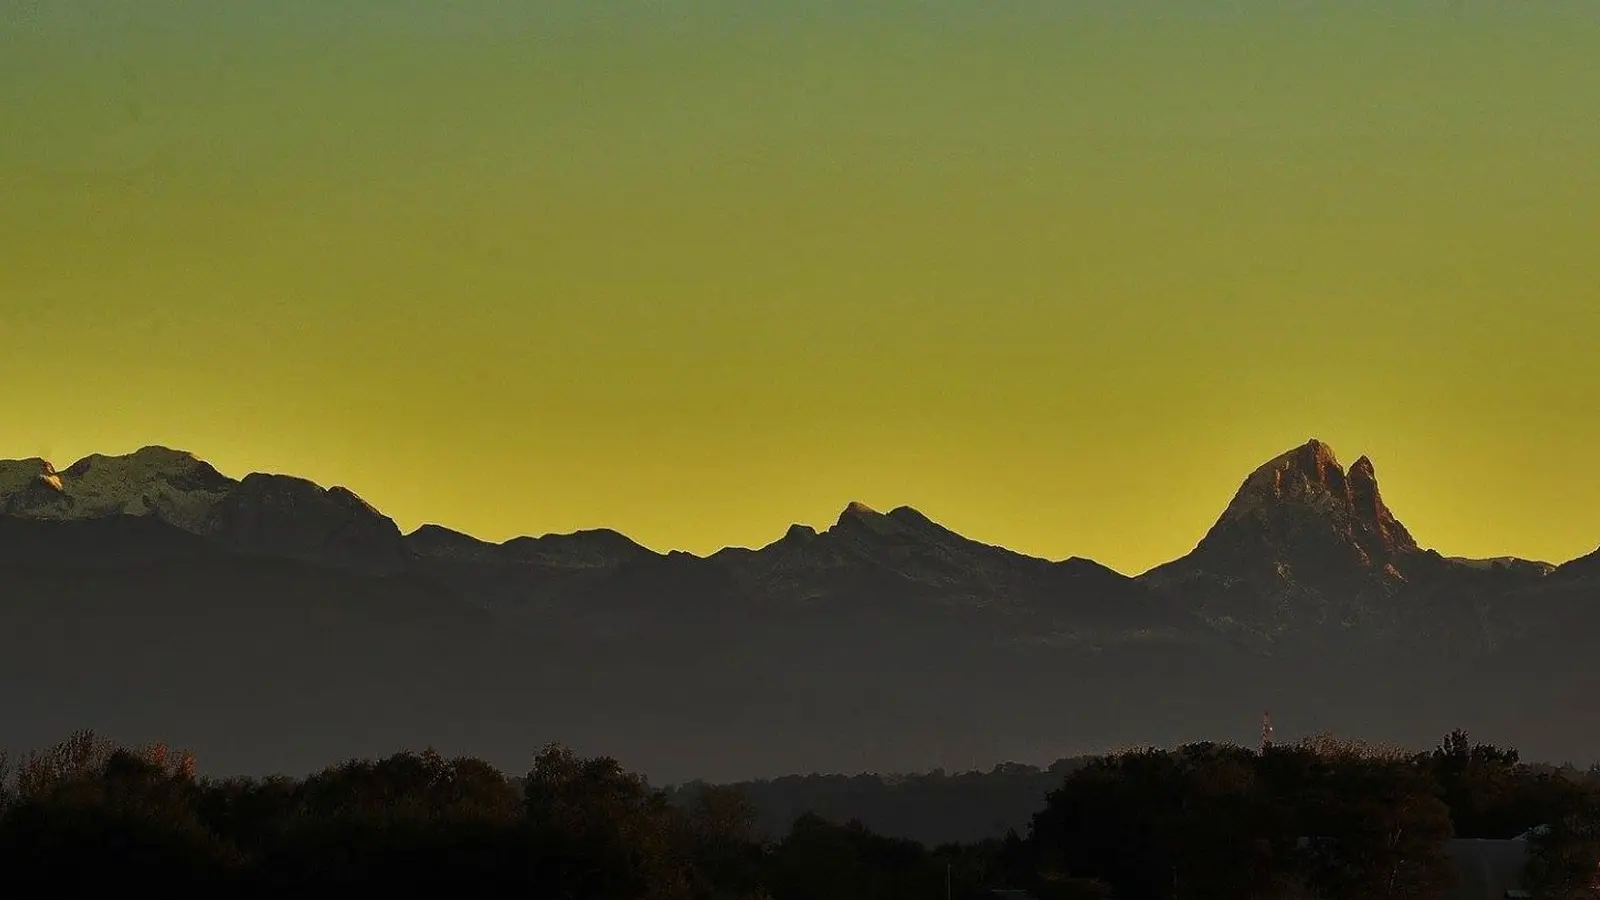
(1187, 438), (1420, 581)
(830, 502), (944, 542)
(1223, 440), (1375, 512)
(1135, 439), (1435, 639)
(835, 501), (931, 526)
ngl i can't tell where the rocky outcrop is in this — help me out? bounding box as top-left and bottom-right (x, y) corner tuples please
(1190, 439), (1419, 574)
(1141, 439), (1490, 644)
(0, 458), (72, 517)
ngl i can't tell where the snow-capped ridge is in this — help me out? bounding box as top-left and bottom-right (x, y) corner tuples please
(0, 445), (234, 531)
(0, 446), (406, 574)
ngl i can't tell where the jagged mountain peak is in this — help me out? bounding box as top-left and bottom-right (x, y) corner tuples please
(1219, 438), (1348, 522)
(1206, 439), (1416, 559)
(1136, 439), (1438, 640)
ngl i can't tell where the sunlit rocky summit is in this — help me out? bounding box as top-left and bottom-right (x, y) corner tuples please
(1, 439), (1596, 782)
(1143, 439), (1561, 647)
(0, 446), (406, 574)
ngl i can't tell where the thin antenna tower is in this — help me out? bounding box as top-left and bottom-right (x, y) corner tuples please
(1261, 710), (1275, 750)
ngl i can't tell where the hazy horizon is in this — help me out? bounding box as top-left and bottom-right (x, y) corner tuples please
(4, 1), (1597, 573)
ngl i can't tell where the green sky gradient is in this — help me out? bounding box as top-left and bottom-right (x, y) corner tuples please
(3, 1), (1597, 573)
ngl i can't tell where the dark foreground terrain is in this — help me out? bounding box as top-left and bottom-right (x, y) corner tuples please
(2, 728), (1598, 898)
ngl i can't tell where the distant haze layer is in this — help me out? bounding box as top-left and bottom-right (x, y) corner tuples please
(3, 1), (1597, 574)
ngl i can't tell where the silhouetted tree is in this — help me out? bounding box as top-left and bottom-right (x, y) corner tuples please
(0, 737), (237, 890)
(1417, 729), (1537, 838)
(684, 783), (766, 897)
(252, 748), (524, 892)
(523, 742), (694, 900)
(765, 812), (942, 900)
(1032, 743), (1295, 900)
(1293, 749), (1453, 900)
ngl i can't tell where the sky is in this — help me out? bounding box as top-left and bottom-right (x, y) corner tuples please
(2, 1), (1597, 574)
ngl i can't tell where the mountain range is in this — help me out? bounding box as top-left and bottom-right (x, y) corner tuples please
(2, 439), (1597, 783)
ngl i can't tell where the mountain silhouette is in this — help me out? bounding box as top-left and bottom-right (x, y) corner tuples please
(1, 440), (1595, 781)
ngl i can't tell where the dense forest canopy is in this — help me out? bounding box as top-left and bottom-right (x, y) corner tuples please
(2, 729), (1598, 898)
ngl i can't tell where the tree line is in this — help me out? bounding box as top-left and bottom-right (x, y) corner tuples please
(664, 759), (1097, 847)
(1, 729), (1598, 898)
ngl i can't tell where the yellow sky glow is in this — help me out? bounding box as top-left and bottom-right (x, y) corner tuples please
(3, 2), (1597, 573)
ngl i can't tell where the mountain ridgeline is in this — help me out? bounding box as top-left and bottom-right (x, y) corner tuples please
(1, 440), (1597, 783)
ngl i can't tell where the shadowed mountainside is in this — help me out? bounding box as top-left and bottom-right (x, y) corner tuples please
(1, 440), (1597, 781)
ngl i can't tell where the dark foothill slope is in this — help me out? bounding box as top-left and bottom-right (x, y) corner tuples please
(204, 472), (410, 576)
